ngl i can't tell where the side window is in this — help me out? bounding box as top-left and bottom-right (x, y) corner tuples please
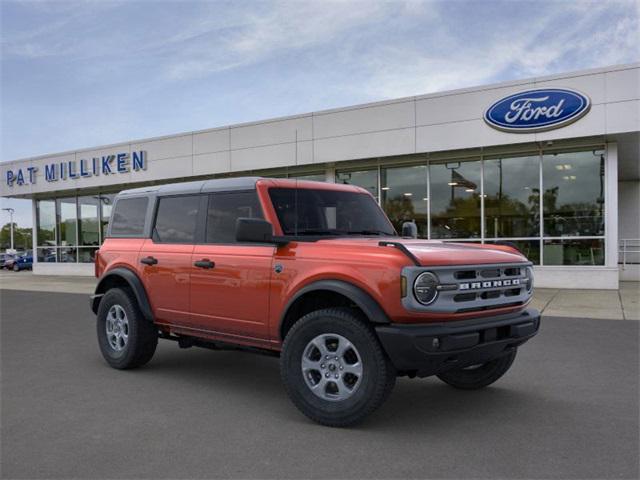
(110, 197), (148, 237)
(206, 191), (263, 244)
(153, 195), (200, 243)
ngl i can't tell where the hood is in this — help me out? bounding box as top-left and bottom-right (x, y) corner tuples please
(315, 237), (528, 266)
(399, 239), (527, 266)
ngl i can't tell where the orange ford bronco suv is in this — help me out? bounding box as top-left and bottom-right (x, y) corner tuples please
(91, 177), (540, 426)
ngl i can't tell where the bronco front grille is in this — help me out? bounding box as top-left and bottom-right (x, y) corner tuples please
(402, 262), (533, 314)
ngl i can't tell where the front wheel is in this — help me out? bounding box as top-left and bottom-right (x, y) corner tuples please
(436, 349), (517, 390)
(96, 288), (158, 369)
(280, 308), (396, 427)
(13, 263), (19, 272)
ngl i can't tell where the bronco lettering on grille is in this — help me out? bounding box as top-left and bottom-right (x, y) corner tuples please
(459, 279), (521, 290)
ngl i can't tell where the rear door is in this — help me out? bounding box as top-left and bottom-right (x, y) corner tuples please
(138, 194), (202, 325)
(189, 190), (274, 345)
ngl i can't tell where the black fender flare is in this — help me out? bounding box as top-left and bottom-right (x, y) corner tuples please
(280, 279), (390, 337)
(90, 267), (154, 322)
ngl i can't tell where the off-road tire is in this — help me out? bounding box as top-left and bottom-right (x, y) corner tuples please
(280, 307), (396, 427)
(97, 287), (158, 369)
(436, 349), (517, 390)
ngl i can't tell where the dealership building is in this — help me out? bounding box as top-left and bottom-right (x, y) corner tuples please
(1, 63), (638, 289)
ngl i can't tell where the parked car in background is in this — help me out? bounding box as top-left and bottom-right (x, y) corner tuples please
(11, 251), (33, 271)
(1, 253), (16, 269)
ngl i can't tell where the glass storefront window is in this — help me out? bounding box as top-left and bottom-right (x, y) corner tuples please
(542, 150), (605, 237)
(57, 198), (77, 246)
(381, 165), (428, 238)
(29, 147), (608, 268)
(543, 238), (604, 265)
(485, 240), (541, 265)
(36, 247), (57, 263)
(36, 200), (56, 246)
(336, 169), (379, 200)
(289, 173), (326, 182)
(78, 196), (100, 246)
(430, 160), (481, 239)
(78, 247), (98, 263)
(484, 155), (540, 238)
(59, 246), (77, 263)
(100, 194), (116, 242)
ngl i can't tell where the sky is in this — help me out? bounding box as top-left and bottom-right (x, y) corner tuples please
(1, 0), (639, 228)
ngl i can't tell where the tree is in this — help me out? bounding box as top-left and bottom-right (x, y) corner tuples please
(0, 223), (32, 251)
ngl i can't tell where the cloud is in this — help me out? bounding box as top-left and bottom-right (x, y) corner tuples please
(350, 0), (640, 100)
(163, 1), (401, 80)
(1, 0), (125, 58)
(1, 0), (638, 164)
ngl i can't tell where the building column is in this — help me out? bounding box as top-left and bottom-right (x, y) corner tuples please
(325, 164), (336, 183)
(605, 142), (619, 274)
(31, 198), (37, 267)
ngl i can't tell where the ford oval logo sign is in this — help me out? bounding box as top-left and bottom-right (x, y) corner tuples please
(484, 88), (591, 133)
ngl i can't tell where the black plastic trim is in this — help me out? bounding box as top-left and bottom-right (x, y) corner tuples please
(375, 308), (540, 377)
(90, 267), (154, 322)
(378, 241), (421, 266)
(280, 279), (391, 337)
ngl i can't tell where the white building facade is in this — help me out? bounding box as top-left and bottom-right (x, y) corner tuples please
(1, 63), (639, 288)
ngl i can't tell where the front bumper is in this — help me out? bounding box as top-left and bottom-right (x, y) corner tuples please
(375, 308), (540, 377)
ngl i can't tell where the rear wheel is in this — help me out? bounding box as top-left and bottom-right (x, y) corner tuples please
(96, 288), (158, 369)
(281, 308), (396, 427)
(436, 349), (517, 390)
(13, 263), (19, 272)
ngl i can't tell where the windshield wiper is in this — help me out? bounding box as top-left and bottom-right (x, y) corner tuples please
(346, 230), (392, 236)
(293, 229), (393, 236)
(294, 229), (345, 236)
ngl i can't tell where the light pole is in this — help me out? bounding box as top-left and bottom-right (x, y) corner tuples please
(2, 207), (15, 251)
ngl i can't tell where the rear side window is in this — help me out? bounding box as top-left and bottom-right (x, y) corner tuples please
(110, 197), (148, 237)
(206, 191), (263, 243)
(153, 195), (200, 243)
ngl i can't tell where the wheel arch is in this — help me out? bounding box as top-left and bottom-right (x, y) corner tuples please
(91, 267), (154, 322)
(279, 280), (390, 340)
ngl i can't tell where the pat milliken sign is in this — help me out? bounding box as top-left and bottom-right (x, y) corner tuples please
(4, 151), (147, 187)
(484, 88), (591, 133)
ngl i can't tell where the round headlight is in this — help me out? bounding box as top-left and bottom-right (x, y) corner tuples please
(414, 271), (439, 305)
(525, 267), (534, 293)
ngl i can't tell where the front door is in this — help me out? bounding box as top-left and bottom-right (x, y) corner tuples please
(189, 191), (274, 345)
(138, 194), (201, 325)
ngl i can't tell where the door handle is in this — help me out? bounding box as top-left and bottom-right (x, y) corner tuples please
(140, 256), (158, 266)
(194, 259), (215, 269)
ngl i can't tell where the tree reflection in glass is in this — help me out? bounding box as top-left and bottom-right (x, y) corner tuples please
(542, 150), (605, 237)
(430, 160), (481, 238)
(484, 155), (540, 238)
(381, 165), (428, 238)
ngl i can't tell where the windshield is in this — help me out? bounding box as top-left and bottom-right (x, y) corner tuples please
(269, 188), (396, 237)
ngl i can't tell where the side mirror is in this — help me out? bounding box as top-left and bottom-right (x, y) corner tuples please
(236, 218), (288, 245)
(236, 218), (273, 243)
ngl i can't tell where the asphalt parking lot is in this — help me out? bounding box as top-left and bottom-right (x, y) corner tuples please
(1, 289), (638, 479)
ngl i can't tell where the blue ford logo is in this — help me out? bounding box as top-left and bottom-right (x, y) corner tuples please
(484, 88), (591, 133)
